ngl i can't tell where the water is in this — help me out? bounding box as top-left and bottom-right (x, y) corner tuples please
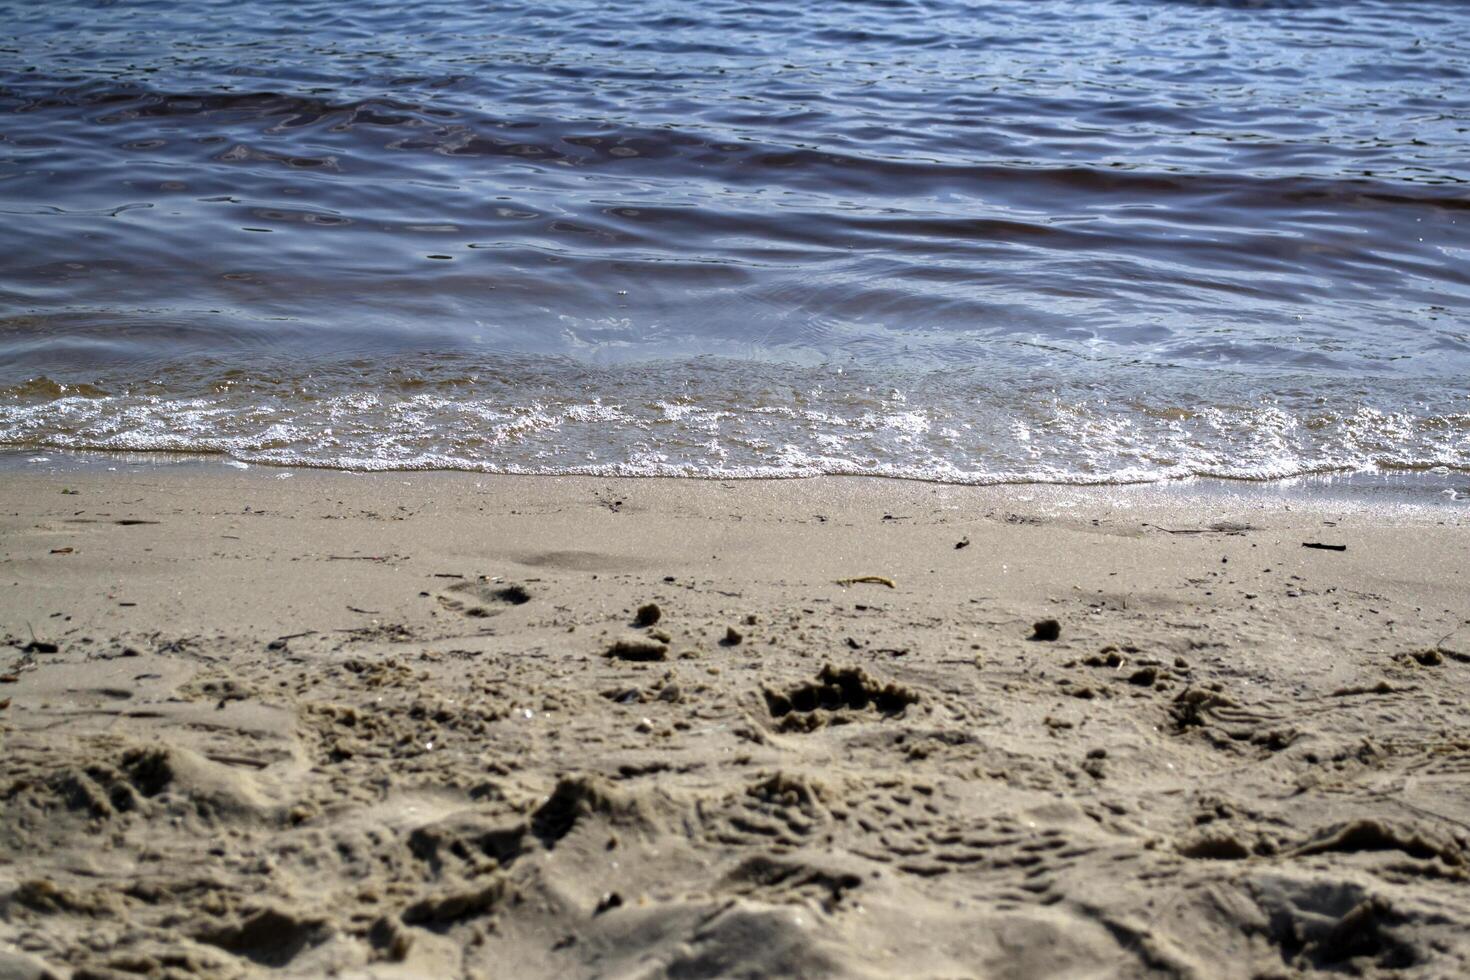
(2, 0), (1468, 483)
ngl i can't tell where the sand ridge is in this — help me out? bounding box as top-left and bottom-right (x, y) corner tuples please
(1, 466), (1469, 978)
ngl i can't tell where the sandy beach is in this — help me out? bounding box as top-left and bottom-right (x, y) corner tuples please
(2, 461), (1469, 978)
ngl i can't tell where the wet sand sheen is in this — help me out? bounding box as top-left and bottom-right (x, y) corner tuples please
(2, 465), (1469, 976)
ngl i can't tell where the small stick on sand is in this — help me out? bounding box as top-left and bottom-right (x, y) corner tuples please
(835, 576), (896, 588)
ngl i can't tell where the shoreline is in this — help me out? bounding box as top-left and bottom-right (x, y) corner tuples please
(2, 460), (1469, 976)
(5, 447), (1469, 512)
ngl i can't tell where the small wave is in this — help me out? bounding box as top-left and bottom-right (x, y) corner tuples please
(1, 355), (1466, 488)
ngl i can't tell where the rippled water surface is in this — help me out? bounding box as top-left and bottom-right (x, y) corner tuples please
(2, 0), (1468, 481)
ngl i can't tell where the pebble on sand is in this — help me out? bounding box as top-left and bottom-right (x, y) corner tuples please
(1031, 619), (1061, 641)
(634, 603), (662, 627)
(605, 638), (669, 662)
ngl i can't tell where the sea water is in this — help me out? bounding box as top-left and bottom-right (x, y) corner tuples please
(2, 0), (1468, 483)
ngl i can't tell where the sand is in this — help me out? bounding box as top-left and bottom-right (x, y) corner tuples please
(2, 462), (1469, 978)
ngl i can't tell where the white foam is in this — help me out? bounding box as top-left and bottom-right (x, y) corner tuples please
(3, 360), (1467, 489)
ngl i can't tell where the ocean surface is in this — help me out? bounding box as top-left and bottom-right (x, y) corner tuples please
(2, 0), (1468, 484)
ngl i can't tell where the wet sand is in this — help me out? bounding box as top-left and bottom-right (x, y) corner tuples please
(2, 465), (1469, 978)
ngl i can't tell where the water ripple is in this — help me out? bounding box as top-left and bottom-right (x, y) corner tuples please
(1, 0), (1468, 481)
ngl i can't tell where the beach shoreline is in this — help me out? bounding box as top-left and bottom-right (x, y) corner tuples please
(3, 460), (1469, 977)
(5, 446), (1470, 507)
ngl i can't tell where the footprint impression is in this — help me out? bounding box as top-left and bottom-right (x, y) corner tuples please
(434, 578), (532, 618)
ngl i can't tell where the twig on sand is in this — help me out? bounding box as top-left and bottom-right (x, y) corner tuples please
(834, 576), (896, 589)
(19, 623), (59, 654)
(1435, 626), (1470, 662)
(1302, 542), (1347, 552)
(204, 753), (271, 770)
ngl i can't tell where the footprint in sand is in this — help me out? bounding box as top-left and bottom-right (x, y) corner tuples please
(433, 578), (531, 618)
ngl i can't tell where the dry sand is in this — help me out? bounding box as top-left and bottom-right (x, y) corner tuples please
(2, 462), (1469, 978)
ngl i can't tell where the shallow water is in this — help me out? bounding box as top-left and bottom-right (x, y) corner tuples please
(2, 0), (1468, 482)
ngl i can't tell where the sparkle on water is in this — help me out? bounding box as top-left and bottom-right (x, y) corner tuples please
(1, 0), (1467, 482)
